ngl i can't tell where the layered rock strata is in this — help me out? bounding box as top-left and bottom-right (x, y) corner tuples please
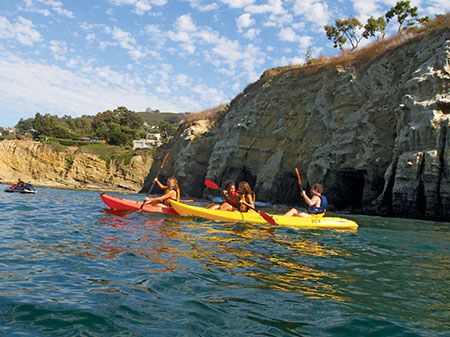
(0, 140), (152, 191)
(146, 28), (449, 220)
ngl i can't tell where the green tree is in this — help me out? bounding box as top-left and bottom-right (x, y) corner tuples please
(362, 16), (387, 40)
(15, 118), (35, 134)
(108, 123), (127, 146)
(385, 0), (429, 33)
(305, 47), (313, 63)
(158, 120), (177, 141)
(324, 18), (364, 51)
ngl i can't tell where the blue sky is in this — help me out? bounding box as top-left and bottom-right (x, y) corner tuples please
(0, 0), (448, 126)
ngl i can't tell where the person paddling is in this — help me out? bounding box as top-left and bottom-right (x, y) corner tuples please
(284, 183), (327, 217)
(144, 176), (180, 207)
(237, 181), (255, 212)
(207, 181), (239, 211)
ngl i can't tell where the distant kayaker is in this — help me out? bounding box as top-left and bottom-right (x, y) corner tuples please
(207, 181), (239, 211)
(284, 183), (327, 217)
(144, 176), (180, 206)
(237, 181), (256, 212)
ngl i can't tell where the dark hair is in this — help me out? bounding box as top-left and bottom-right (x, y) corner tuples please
(224, 180), (235, 190)
(238, 181), (252, 194)
(311, 183), (323, 194)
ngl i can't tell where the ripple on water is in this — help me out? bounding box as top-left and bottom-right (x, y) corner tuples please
(0, 186), (449, 336)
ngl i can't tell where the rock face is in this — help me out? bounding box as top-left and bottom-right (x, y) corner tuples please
(0, 140), (152, 191)
(144, 28), (449, 220)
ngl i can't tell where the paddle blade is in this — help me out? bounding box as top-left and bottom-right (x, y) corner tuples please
(295, 167), (303, 193)
(204, 179), (220, 190)
(160, 152), (170, 168)
(258, 210), (277, 226)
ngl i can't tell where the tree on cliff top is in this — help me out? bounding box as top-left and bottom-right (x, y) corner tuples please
(362, 16), (387, 41)
(324, 1), (429, 51)
(324, 18), (364, 51)
(386, 0), (429, 33)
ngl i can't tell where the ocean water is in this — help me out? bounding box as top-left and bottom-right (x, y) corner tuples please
(0, 185), (449, 336)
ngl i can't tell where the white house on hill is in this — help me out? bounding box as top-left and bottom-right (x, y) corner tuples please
(133, 133), (162, 149)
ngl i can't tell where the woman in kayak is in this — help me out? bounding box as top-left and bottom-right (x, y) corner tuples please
(284, 183), (327, 217)
(144, 176), (180, 206)
(237, 181), (256, 212)
(207, 181), (239, 211)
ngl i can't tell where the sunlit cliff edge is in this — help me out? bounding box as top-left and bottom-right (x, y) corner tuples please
(0, 140), (152, 192)
(144, 15), (450, 220)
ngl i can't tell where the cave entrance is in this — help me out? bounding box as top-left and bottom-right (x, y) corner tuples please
(221, 167), (256, 189)
(324, 169), (366, 211)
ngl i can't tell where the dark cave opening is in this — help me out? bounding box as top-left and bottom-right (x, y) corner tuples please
(220, 166), (256, 189)
(324, 169), (366, 211)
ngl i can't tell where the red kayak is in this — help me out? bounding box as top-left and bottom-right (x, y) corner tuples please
(100, 193), (178, 215)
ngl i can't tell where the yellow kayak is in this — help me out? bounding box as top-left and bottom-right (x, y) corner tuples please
(170, 200), (358, 230)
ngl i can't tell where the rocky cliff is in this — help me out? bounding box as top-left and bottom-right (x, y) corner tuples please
(0, 140), (152, 191)
(143, 21), (449, 220)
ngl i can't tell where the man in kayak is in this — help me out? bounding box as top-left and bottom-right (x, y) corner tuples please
(144, 177), (180, 206)
(284, 183), (327, 217)
(207, 181), (240, 211)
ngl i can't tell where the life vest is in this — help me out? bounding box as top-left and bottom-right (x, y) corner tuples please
(225, 190), (239, 208)
(307, 195), (327, 214)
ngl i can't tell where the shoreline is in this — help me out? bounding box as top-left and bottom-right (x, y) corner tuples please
(0, 180), (138, 194)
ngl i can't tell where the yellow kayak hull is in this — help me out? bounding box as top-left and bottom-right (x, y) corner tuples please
(170, 200), (358, 230)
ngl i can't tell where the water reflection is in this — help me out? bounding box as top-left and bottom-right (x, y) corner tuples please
(96, 211), (353, 301)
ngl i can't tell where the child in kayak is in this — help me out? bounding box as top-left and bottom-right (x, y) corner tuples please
(144, 176), (180, 206)
(237, 181), (256, 212)
(207, 181), (239, 211)
(284, 183), (327, 217)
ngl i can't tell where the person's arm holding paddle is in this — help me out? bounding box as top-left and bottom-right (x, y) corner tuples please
(144, 188), (177, 205)
(144, 177), (180, 206)
(153, 177), (167, 190)
(301, 190), (320, 208)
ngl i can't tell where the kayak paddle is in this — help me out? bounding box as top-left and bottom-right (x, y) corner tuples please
(140, 152), (170, 209)
(241, 201), (277, 226)
(295, 167), (304, 194)
(204, 178), (220, 190)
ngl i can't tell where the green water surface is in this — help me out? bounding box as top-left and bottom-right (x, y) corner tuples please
(0, 186), (449, 336)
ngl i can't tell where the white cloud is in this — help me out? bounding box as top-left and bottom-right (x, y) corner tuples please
(175, 14), (197, 32)
(0, 16), (42, 46)
(221, 0), (254, 9)
(110, 0), (167, 15)
(276, 56), (305, 66)
(293, 0), (330, 27)
(0, 52), (182, 121)
(66, 59), (78, 68)
(236, 13), (255, 31)
(106, 27), (158, 59)
(352, 0), (380, 20)
(263, 13), (293, 28)
(417, 0), (450, 16)
(191, 84), (226, 104)
(111, 0), (152, 15)
(167, 14), (266, 82)
(243, 28), (259, 39)
(187, 0), (219, 11)
(49, 40), (70, 60)
(85, 33), (96, 42)
(298, 35), (312, 49)
(245, 0), (285, 15)
(22, 0), (75, 18)
(278, 28), (311, 50)
(278, 27), (298, 42)
(175, 74), (191, 86)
